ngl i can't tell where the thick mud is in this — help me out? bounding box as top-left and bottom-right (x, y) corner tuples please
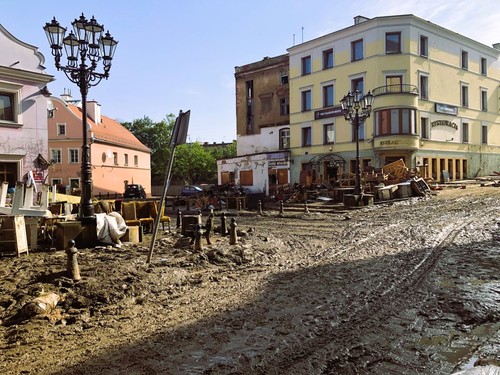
(0, 186), (499, 374)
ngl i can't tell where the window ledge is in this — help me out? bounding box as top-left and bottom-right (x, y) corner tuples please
(0, 121), (22, 128)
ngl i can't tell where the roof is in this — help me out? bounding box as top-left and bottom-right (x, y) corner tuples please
(67, 104), (150, 153)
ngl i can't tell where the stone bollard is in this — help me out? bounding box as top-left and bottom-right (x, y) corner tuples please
(279, 200), (284, 215)
(220, 212), (227, 236)
(304, 201), (310, 214)
(193, 224), (203, 251)
(229, 218), (238, 245)
(238, 199), (242, 211)
(258, 200), (263, 215)
(204, 212), (214, 245)
(176, 208), (182, 229)
(65, 240), (81, 281)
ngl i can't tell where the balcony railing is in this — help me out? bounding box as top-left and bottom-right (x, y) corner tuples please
(372, 84), (419, 96)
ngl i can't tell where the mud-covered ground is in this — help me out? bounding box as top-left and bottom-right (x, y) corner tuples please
(0, 185), (499, 375)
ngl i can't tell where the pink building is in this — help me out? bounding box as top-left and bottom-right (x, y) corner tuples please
(47, 93), (151, 197)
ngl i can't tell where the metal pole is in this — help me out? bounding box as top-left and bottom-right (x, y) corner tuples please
(79, 67), (95, 222)
(147, 145), (177, 263)
(354, 111), (362, 195)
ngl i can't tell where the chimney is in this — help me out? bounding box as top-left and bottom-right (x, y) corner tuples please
(60, 88), (72, 102)
(87, 100), (101, 124)
(493, 43), (500, 50)
(354, 15), (370, 25)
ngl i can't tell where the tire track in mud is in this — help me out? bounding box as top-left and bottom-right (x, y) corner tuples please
(244, 204), (498, 374)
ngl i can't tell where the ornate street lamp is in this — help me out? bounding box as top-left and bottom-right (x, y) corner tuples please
(340, 90), (374, 195)
(44, 14), (118, 222)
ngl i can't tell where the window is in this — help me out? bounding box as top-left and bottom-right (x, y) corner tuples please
(480, 57), (487, 75)
(374, 108), (417, 136)
(124, 153), (129, 166)
(246, 80), (254, 135)
(0, 93), (14, 121)
(301, 56), (311, 75)
(50, 149), (62, 164)
(461, 50), (468, 70)
(113, 152), (118, 165)
(421, 117), (429, 139)
(481, 125), (488, 144)
(461, 84), (469, 107)
(323, 84), (334, 107)
(279, 128), (290, 149)
(280, 70), (289, 84)
(51, 178), (62, 186)
(420, 35), (428, 57)
(69, 178), (80, 189)
(239, 170), (253, 186)
(301, 90), (312, 111)
(323, 48), (333, 69)
(57, 123), (66, 135)
(481, 89), (488, 111)
(69, 149), (79, 163)
(351, 77), (364, 94)
(280, 97), (289, 115)
(323, 123), (335, 144)
(134, 155), (138, 167)
(419, 74), (429, 100)
(385, 32), (401, 54)
(302, 127), (312, 147)
(462, 122), (469, 143)
(386, 75), (402, 93)
(351, 39), (363, 61)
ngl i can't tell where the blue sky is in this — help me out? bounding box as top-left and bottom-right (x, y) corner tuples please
(2, 0), (500, 143)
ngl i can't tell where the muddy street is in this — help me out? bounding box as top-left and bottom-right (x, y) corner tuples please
(0, 186), (499, 374)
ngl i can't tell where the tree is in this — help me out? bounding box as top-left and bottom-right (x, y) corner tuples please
(206, 141), (237, 160)
(172, 142), (216, 184)
(122, 114), (175, 176)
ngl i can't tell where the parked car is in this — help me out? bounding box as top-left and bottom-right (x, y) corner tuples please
(180, 185), (203, 196)
(123, 184), (146, 199)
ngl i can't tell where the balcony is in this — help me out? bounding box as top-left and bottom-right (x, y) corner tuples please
(372, 84), (419, 109)
(372, 84), (419, 96)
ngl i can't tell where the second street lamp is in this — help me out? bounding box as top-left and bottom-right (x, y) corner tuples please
(44, 14), (118, 223)
(340, 90), (374, 196)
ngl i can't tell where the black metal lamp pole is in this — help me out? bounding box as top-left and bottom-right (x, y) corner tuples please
(44, 14), (118, 222)
(340, 90), (374, 195)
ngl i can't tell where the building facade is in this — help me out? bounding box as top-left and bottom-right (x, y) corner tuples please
(48, 93), (151, 196)
(0, 24), (53, 189)
(288, 14), (500, 184)
(217, 54), (291, 195)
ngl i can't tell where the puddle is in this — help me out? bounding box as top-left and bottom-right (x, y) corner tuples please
(420, 323), (499, 368)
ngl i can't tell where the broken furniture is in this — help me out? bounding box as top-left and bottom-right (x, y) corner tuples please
(0, 215), (29, 256)
(151, 201), (171, 232)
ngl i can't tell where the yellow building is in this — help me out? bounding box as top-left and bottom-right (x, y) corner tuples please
(287, 14), (500, 184)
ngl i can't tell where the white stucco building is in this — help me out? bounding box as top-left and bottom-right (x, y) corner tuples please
(0, 24), (53, 189)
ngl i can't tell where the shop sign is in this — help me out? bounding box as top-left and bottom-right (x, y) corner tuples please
(269, 160), (288, 167)
(378, 139), (415, 146)
(314, 106), (343, 120)
(435, 102), (458, 115)
(431, 120), (458, 130)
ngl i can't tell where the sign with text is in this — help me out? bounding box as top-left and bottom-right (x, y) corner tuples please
(435, 102), (458, 116)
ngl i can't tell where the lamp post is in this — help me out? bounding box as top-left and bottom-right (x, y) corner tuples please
(44, 14), (118, 222)
(340, 90), (374, 195)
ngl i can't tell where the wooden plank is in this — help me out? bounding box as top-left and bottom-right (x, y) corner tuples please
(13, 216), (29, 256)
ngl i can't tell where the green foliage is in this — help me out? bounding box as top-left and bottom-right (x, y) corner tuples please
(123, 115), (236, 184)
(206, 141), (237, 160)
(122, 114), (175, 176)
(173, 142), (216, 184)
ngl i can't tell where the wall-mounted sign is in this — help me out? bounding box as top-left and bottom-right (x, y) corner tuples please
(431, 119), (458, 130)
(435, 103), (458, 116)
(314, 106), (343, 120)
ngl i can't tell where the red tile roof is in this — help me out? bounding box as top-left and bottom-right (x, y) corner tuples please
(68, 104), (150, 153)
